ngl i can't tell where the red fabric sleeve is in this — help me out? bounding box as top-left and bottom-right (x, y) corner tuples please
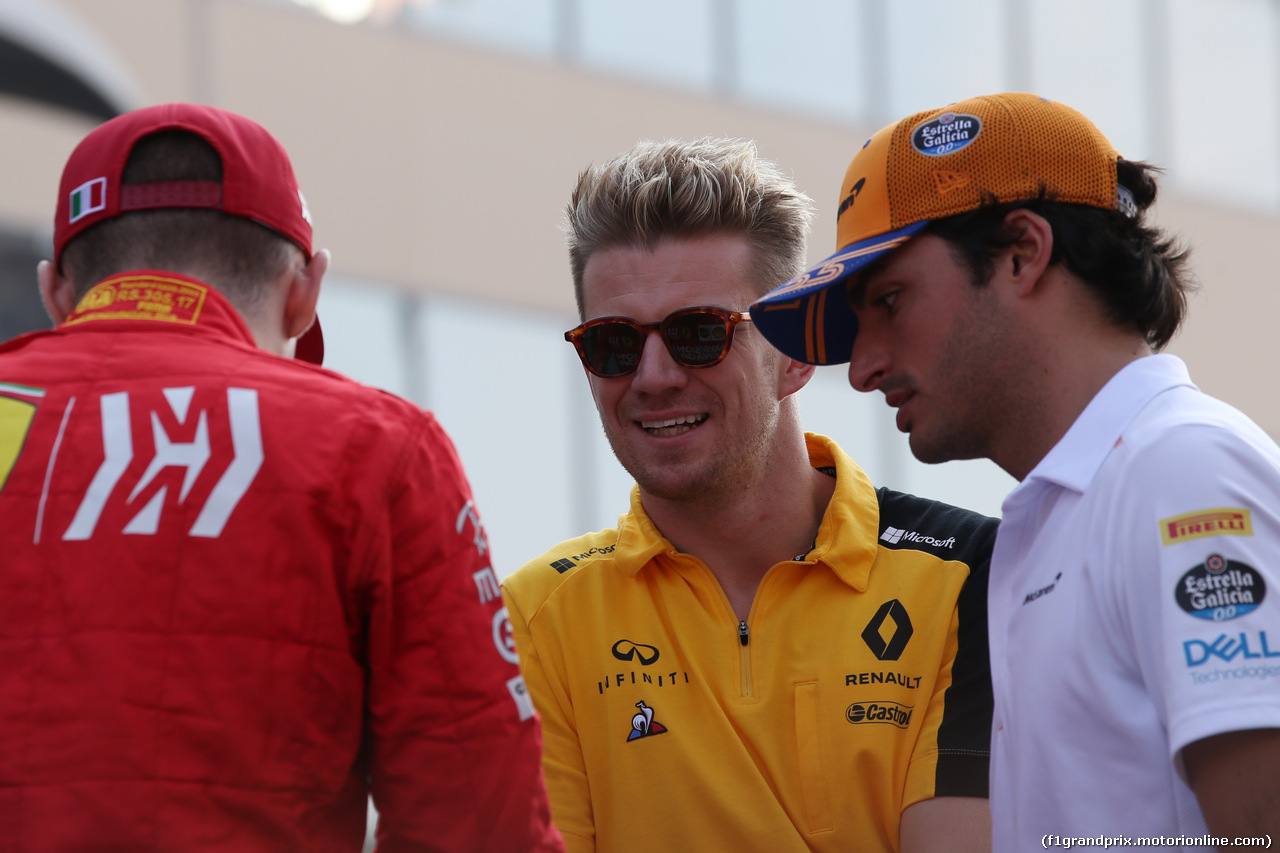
(364, 414), (563, 852)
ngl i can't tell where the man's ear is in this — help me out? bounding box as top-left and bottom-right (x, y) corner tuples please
(777, 356), (816, 400)
(37, 261), (78, 326)
(282, 248), (329, 340)
(1000, 209), (1054, 296)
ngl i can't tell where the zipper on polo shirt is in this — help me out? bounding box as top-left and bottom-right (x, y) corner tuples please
(679, 554), (761, 699)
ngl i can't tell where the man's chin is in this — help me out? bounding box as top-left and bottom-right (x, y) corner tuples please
(631, 467), (725, 506)
(635, 476), (706, 504)
(908, 430), (983, 466)
(907, 430), (950, 466)
(609, 438), (733, 505)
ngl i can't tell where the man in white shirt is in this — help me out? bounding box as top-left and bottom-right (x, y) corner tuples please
(748, 92), (1279, 850)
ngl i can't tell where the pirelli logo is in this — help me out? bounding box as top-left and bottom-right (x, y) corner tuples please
(1159, 508), (1252, 546)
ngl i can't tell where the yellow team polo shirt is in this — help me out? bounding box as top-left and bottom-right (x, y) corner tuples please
(503, 434), (995, 853)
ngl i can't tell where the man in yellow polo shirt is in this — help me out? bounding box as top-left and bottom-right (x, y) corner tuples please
(502, 138), (996, 852)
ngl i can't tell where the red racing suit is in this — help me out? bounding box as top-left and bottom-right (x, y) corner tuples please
(0, 271), (562, 852)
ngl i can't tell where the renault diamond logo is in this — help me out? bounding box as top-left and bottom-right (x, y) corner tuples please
(862, 599), (913, 661)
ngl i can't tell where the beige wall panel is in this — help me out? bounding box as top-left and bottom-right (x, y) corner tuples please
(4, 0), (1278, 434)
(60, 0), (194, 104)
(0, 97), (98, 234)
(1160, 197), (1280, 434)
(204, 2), (869, 317)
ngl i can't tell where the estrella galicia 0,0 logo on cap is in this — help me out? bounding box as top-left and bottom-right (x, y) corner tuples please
(910, 112), (982, 157)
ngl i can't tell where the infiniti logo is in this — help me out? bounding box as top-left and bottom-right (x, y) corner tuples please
(612, 639), (660, 666)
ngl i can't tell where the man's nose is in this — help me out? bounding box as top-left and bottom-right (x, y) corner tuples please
(848, 335), (888, 393)
(630, 330), (689, 394)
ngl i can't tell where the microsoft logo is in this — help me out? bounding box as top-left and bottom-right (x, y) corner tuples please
(880, 526), (956, 549)
(550, 558), (576, 573)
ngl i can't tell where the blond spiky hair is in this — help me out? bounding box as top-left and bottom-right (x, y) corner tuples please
(566, 137), (815, 318)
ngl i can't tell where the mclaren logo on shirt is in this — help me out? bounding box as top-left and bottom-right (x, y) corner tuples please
(1023, 573), (1063, 605)
(862, 599), (913, 661)
(626, 700), (668, 741)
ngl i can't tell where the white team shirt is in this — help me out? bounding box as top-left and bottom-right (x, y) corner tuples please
(989, 354), (1280, 851)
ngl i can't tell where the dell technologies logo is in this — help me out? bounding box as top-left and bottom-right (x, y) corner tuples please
(1184, 631), (1280, 667)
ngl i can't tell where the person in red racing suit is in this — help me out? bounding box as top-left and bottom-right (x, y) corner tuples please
(0, 103), (562, 853)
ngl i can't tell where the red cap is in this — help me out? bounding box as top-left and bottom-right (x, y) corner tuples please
(53, 103), (324, 364)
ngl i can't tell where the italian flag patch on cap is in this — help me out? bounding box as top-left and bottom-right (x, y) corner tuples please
(69, 177), (107, 223)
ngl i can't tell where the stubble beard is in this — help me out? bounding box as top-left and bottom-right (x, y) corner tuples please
(908, 419), (991, 466)
(908, 286), (1020, 466)
(605, 392), (782, 512)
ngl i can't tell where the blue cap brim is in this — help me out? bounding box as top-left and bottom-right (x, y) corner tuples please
(750, 221), (928, 365)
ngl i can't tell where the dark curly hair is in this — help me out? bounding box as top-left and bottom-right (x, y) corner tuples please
(924, 159), (1195, 350)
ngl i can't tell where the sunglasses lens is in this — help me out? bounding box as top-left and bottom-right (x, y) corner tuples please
(665, 311), (731, 366)
(580, 321), (645, 376)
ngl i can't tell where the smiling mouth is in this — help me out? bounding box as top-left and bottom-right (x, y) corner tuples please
(639, 414), (708, 437)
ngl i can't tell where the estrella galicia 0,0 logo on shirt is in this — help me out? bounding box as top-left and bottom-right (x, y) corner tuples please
(1175, 553), (1266, 621)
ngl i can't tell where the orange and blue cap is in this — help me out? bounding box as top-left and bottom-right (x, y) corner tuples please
(750, 92), (1124, 365)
